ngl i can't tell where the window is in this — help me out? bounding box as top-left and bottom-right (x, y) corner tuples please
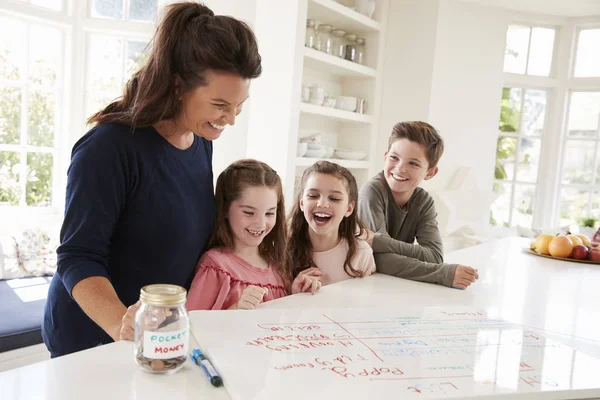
(503, 25), (556, 76)
(491, 87), (548, 227)
(0, 16), (65, 207)
(558, 91), (600, 226)
(574, 29), (600, 78)
(492, 23), (600, 231)
(0, 0), (160, 212)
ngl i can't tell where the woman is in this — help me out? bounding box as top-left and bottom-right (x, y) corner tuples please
(42, 2), (262, 358)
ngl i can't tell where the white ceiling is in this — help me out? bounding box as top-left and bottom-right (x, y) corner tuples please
(457, 0), (600, 17)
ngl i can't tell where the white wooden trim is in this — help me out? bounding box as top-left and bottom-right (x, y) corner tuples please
(299, 102), (373, 123)
(304, 47), (377, 78)
(296, 157), (370, 169)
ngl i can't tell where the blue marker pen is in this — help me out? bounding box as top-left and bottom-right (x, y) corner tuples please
(190, 349), (223, 387)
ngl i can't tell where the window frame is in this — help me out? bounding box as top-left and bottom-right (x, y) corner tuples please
(0, 0), (158, 219)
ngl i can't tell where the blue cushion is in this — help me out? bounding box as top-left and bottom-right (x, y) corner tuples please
(0, 277), (50, 352)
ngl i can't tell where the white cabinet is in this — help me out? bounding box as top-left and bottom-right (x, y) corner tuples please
(246, 0), (388, 205)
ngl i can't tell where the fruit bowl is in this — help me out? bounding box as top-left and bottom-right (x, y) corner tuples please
(523, 248), (600, 264)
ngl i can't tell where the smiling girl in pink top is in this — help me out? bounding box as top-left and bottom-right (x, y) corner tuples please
(187, 159), (320, 311)
(287, 161), (375, 286)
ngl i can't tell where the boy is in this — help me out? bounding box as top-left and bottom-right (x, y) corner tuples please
(358, 121), (478, 289)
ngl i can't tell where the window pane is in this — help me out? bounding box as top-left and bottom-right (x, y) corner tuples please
(28, 88), (57, 147)
(125, 40), (150, 79)
(527, 27), (554, 76)
(29, 24), (62, 88)
(129, 0), (159, 22)
(522, 89), (546, 136)
(26, 152), (52, 207)
(0, 151), (21, 206)
(512, 184), (535, 228)
(87, 35), (123, 94)
(574, 29), (600, 78)
(503, 25), (530, 74)
(561, 140), (595, 185)
(91, 0), (124, 19)
(516, 137), (541, 182)
(592, 192), (600, 220)
(495, 136), (517, 180)
(0, 87), (22, 145)
(490, 183), (512, 227)
(567, 92), (600, 139)
(559, 188), (589, 227)
(499, 87), (522, 132)
(31, 0), (63, 11)
(0, 17), (27, 81)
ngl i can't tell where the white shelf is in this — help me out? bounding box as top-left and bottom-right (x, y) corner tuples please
(304, 47), (376, 78)
(307, 0), (380, 33)
(300, 102), (373, 124)
(296, 157), (370, 169)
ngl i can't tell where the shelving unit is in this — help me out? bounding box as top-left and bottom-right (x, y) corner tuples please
(284, 0), (388, 203)
(299, 102), (373, 124)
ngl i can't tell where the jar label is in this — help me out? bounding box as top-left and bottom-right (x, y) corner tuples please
(143, 329), (189, 359)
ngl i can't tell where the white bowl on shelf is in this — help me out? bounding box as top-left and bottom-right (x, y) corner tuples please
(335, 149), (367, 160)
(297, 142), (308, 157)
(304, 147), (327, 158)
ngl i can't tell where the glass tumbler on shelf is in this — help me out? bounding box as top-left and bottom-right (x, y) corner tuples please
(134, 284), (190, 375)
(315, 24), (334, 55)
(331, 29), (347, 59)
(355, 37), (366, 65)
(305, 19), (316, 48)
(344, 33), (357, 62)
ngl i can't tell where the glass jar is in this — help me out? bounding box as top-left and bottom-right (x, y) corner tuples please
(344, 33), (357, 62)
(355, 37), (366, 65)
(134, 284), (189, 374)
(331, 29), (346, 59)
(305, 19), (316, 49)
(315, 24), (333, 54)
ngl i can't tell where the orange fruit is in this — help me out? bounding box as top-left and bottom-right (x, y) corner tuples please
(567, 235), (583, 246)
(535, 234), (554, 255)
(577, 234), (591, 246)
(548, 236), (574, 258)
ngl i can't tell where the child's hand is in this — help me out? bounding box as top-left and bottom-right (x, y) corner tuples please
(452, 265), (479, 290)
(291, 273), (322, 294)
(233, 285), (268, 310)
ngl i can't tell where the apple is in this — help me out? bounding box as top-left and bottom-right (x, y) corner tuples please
(589, 248), (600, 262)
(572, 245), (588, 260)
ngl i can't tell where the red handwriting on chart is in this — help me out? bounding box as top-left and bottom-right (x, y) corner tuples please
(407, 382), (458, 394)
(257, 324), (322, 332)
(519, 375), (559, 388)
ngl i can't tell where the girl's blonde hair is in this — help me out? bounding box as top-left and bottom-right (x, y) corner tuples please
(208, 159), (291, 284)
(287, 161), (366, 279)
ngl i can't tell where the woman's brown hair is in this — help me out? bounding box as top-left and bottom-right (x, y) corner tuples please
(287, 161), (366, 279)
(88, 1), (262, 127)
(208, 159), (291, 284)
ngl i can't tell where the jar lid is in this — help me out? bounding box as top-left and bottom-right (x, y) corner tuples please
(332, 29), (346, 36)
(345, 33), (357, 41)
(306, 19), (315, 27)
(318, 24), (333, 31)
(140, 284), (187, 306)
(356, 37), (366, 44)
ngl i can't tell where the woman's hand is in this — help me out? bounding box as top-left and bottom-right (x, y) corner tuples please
(231, 286), (268, 310)
(452, 265), (479, 290)
(119, 300), (141, 341)
(291, 267), (323, 294)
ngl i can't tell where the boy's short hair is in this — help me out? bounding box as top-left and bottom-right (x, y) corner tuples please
(388, 121), (444, 169)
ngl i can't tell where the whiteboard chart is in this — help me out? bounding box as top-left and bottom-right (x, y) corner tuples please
(189, 307), (600, 400)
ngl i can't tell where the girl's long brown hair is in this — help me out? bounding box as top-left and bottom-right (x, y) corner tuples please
(287, 161), (366, 279)
(88, 1), (262, 127)
(208, 160), (291, 285)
